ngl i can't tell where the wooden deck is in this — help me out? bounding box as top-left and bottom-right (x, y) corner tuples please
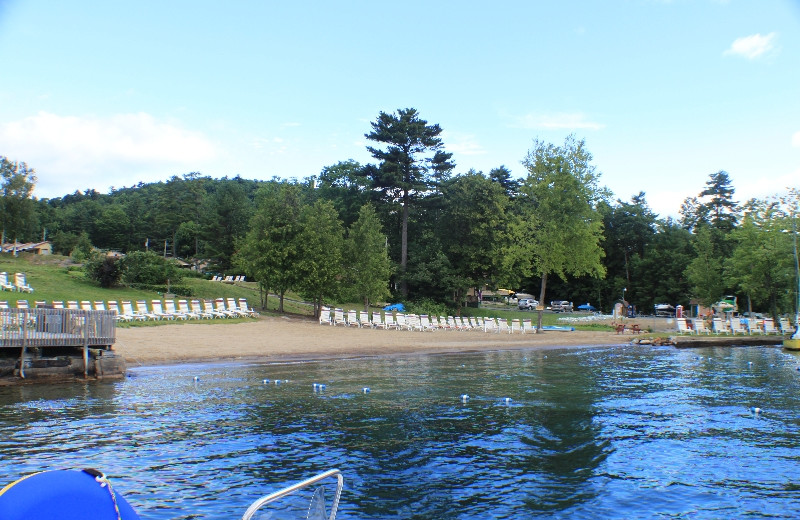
(0, 308), (116, 348)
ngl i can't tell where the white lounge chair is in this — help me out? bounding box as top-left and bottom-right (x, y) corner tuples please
(762, 318), (779, 335)
(80, 300), (93, 311)
(14, 273), (33, 293)
(237, 298), (259, 318)
(358, 311), (371, 328)
(395, 313), (412, 331)
(0, 272), (15, 291)
(332, 308), (347, 326)
(384, 313), (399, 330)
(52, 300), (65, 309)
(522, 319), (535, 334)
(497, 318), (511, 334)
(214, 298), (237, 318)
(728, 319), (746, 335)
(189, 299), (213, 319)
(712, 318), (730, 335)
(150, 300), (175, 320)
(371, 311), (386, 329)
(319, 306), (332, 325)
(692, 318), (711, 334)
(176, 299), (200, 319)
(419, 314), (437, 331)
(484, 318), (498, 333)
(345, 309), (360, 327)
(203, 299), (227, 318)
(511, 319), (522, 333)
(676, 318), (696, 335)
(779, 318), (794, 335)
(105, 301), (129, 322)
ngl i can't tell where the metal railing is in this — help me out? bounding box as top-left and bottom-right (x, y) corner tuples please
(242, 469), (343, 520)
(0, 308), (116, 348)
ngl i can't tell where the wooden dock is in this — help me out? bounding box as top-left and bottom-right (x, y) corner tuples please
(671, 334), (786, 348)
(0, 308), (122, 382)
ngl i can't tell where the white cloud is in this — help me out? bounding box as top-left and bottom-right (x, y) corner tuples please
(512, 112), (605, 131)
(792, 131), (800, 148)
(442, 132), (487, 156)
(0, 111), (217, 197)
(723, 32), (777, 60)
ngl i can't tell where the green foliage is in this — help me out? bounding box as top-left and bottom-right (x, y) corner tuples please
(119, 251), (184, 286)
(406, 298), (450, 317)
(686, 225), (724, 306)
(233, 182), (302, 312)
(84, 253), (123, 288)
(724, 201), (793, 317)
(363, 107), (455, 296)
(343, 204), (392, 311)
(70, 232), (94, 262)
(295, 200), (345, 316)
(439, 170), (514, 306)
(0, 156), (37, 242)
(520, 135), (606, 325)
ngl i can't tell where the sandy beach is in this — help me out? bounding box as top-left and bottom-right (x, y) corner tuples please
(114, 315), (631, 367)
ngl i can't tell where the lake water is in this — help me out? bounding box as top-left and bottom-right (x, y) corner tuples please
(1, 344), (799, 519)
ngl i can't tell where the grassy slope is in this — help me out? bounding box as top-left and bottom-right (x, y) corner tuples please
(0, 254), (273, 324)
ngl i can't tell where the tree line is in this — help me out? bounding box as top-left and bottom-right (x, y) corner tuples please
(1, 107), (797, 320)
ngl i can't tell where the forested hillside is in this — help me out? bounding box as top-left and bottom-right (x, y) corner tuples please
(1, 109), (796, 318)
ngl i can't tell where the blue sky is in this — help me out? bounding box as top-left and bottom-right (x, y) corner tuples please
(0, 0), (798, 217)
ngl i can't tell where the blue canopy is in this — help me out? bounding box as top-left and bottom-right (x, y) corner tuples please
(383, 303), (406, 312)
(577, 303), (596, 311)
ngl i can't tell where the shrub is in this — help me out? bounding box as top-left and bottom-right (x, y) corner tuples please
(119, 251), (184, 286)
(84, 254), (123, 288)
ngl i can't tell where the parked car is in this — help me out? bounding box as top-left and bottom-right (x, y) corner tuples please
(550, 300), (574, 313)
(518, 298), (539, 310)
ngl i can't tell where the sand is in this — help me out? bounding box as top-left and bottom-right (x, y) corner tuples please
(114, 315), (632, 367)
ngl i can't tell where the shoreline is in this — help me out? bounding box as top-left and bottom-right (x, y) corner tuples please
(114, 316), (632, 368)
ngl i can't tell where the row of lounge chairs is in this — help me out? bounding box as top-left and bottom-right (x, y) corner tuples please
(0, 272), (33, 293)
(676, 317), (791, 335)
(319, 307), (537, 333)
(0, 298), (259, 322)
(212, 275), (246, 283)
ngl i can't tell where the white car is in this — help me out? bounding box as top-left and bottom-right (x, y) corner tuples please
(518, 298), (539, 310)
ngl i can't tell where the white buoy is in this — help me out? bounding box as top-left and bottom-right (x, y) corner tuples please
(363, 387), (370, 393)
(319, 384), (326, 390)
(263, 379), (270, 384)
(193, 376), (199, 382)
(275, 379), (281, 385)
(460, 394), (469, 402)
(751, 407), (762, 414)
(504, 397), (512, 405)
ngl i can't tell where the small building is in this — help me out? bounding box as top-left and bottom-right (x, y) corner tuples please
(1, 241), (52, 255)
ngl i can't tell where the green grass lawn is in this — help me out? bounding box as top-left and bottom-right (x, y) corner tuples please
(0, 254), (266, 319)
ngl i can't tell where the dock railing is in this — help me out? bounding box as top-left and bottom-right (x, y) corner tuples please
(0, 308), (116, 348)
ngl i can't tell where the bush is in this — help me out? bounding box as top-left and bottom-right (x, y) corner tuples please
(84, 254), (123, 288)
(119, 251), (184, 286)
(407, 298), (451, 317)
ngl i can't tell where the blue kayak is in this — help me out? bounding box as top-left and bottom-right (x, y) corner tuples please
(0, 469), (140, 520)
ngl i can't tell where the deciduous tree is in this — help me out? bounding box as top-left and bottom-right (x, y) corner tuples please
(520, 136), (606, 329)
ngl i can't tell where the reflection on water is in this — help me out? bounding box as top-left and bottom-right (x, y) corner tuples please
(1, 345), (799, 519)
